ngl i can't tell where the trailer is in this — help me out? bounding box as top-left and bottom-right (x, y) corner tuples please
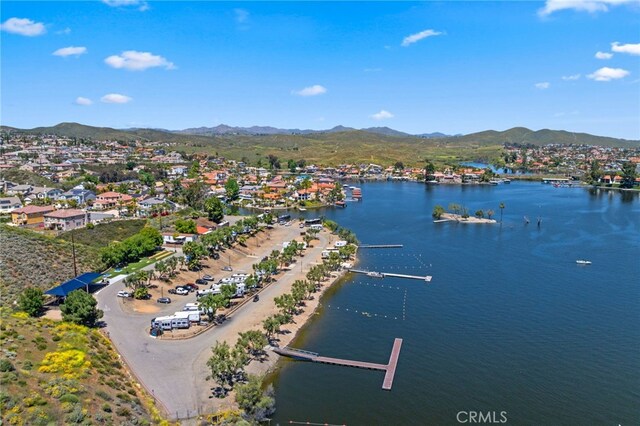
(151, 315), (178, 331)
(173, 310), (200, 324)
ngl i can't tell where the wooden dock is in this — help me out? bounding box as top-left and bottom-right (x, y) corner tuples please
(357, 244), (404, 249)
(272, 338), (403, 390)
(349, 269), (432, 282)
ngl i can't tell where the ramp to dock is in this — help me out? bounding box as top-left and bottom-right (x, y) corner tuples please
(348, 269), (432, 282)
(272, 338), (403, 390)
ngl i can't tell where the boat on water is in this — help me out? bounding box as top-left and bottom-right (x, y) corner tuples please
(335, 201), (346, 208)
(503, 179), (511, 184)
(576, 260), (592, 265)
(298, 207), (307, 211)
(366, 271), (385, 278)
(352, 187), (362, 199)
(349, 186), (357, 190)
(489, 179), (501, 185)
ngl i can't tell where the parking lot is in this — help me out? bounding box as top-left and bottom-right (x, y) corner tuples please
(96, 223), (333, 419)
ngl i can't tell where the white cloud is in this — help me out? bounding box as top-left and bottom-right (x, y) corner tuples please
(102, 0), (149, 11)
(611, 42), (640, 56)
(53, 46), (87, 57)
(56, 27), (71, 35)
(371, 110), (394, 120)
(75, 97), (93, 106)
(562, 74), (581, 80)
(595, 51), (613, 59)
(587, 67), (630, 81)
(234, 9), (249, 23)
(292, 85), (327, 96)
(0, 17), (46, 36)
(105, 50), (175, 71)
(401, 29), (443, 47)
(101, 93), (132, 104)
(535, 82), (550, 89)
(538, 0), (636, 16)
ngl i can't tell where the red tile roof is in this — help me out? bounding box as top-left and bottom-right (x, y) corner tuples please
(12, 205), (55, 215)
(44, 209), (86, 219)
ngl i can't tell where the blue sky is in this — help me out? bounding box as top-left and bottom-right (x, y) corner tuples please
(1, 1), (639, 139)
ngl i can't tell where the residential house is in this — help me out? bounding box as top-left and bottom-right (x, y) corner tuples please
(11, 205), (56, 226)
(44, 209), (87, 231)
(57, 188), (95, 206)
(0, 197), (22, 214)
(25, 187), (64, 204)
(138, 197), (177, 214)
(93, 191), (134, 210)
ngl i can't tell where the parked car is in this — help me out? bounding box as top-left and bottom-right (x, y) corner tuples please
(184, 283), (199, 291)
(195, 278), (207, 285)
(202, 274), (214, 281)
(222, 266), (233, 271)
(117, 291), (131, 298)
(156, 297), (171, 304)
(175, 287), (189, 296)
(168, 288), (177, 295)
(211, 252), (220, 260)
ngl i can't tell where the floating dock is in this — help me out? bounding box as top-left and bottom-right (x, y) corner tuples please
(272, 338), (403, 390)
(348, 269), (432, 282)
(357, 244), (404, 249)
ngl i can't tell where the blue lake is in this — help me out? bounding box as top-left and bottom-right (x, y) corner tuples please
(269, 181), (640, 425)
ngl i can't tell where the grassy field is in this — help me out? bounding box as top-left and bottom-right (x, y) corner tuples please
(103, 250), (174, 278)
(0, 226), (104, 307)
(56, 220), (147, 249)
(0, 311), (168, 425)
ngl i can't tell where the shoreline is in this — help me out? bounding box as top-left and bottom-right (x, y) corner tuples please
(244, 250), (356, 379)
(437, 212), (497, 224)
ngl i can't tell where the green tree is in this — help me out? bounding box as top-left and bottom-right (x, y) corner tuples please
(183, 241), (207, 269)
(432, 205), (445, 219)
(235, 375), (276, 421)
(175, 219), (197, 234)
(620, 162), (637, 189)
(60, 290), (103, 327)
(499, 202), (505, 223)
(262, 316), (281, 340)
(205, 196), (225, 223)
(424, 160), (436, 180)
(18, 287), (44, 317)
(225, 178), (240, 201)
(236, 330), (268, 360)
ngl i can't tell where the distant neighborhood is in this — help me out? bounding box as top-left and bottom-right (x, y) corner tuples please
(1, 130), (639, 232)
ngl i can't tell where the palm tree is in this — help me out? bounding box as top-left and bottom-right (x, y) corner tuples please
(499, 202), (505, 223)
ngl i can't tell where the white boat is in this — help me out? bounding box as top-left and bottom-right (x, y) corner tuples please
(366, 271), (385, 278)
(576, 260), (592, 265)
(298, 207), (307, 211)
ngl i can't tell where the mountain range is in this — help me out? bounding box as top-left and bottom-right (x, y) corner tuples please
(1, 122), (638, 150)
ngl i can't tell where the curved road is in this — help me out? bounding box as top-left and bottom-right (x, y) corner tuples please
(96, 227), (330, 420)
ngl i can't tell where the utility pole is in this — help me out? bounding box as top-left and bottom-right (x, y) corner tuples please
(71, 230), (78, 277)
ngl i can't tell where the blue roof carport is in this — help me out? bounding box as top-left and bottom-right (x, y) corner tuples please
(45, 272), (104, 297)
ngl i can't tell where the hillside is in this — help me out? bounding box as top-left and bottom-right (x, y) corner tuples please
(3, 123), (638, 165)
(0, 311), (166, 425)
(0, 169), (59, 188)
(0, 226), (104, 306)
(56, 219), (147, 249)
(448, 127), (639, 148)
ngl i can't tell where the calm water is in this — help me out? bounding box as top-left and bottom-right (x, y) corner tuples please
(269, 182), (640, 426)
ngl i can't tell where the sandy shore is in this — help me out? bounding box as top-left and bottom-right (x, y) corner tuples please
(438, 213), (497, 224)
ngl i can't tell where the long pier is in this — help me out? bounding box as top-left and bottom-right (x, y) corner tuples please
(357, 244), (404, 249)
(349, 269), (432, 282)
(271, 338), (403, 390)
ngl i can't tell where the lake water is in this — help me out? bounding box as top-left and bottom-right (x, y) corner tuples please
(269, 181), (640, 426)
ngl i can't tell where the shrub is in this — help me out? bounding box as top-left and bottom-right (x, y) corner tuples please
(64, 404), (86, 424)
(96, 389), (113, 401)
(102, 403), (112, 413)
(0, 359), (15, 372)
(59, 394), (80, 404)
(22, 360), (33, 370)
(116, 406), (131, 418)
(38, 349), (91, 379)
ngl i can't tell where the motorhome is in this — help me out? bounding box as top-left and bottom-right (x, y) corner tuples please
(334, 240), (348, 247)
(151, 314), (191, 330)
(173, 310), (201, 323)
(310, 224), (323, 231)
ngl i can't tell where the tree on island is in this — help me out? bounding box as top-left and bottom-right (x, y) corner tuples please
(432, 205), (445, 219)
(487, 209), (495, 219)
(60, 290), (103, 327)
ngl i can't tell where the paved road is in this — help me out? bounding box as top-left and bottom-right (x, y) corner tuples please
(96, 225), (331, 421)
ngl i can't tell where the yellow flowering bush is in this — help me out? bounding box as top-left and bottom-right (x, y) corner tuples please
(38, 350), (90, 379)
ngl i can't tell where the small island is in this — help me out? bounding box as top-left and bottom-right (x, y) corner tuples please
(432, 203), (500, 224)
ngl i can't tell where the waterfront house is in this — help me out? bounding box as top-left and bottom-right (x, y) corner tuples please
(11, 205), (56, 226)
(0, 197), (22, 214)
(44, 209), (87, 231)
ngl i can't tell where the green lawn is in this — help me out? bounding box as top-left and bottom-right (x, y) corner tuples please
(103, 250), (173, 278)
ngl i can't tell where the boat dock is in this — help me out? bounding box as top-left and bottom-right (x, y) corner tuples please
(349, 269), (432, 282)
(357, 244), (404, 249)
(271, 338), (403, 390)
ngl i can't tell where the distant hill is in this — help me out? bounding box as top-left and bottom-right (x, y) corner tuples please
(2, 122), (637, 165)
(448, 127), (639, 148)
